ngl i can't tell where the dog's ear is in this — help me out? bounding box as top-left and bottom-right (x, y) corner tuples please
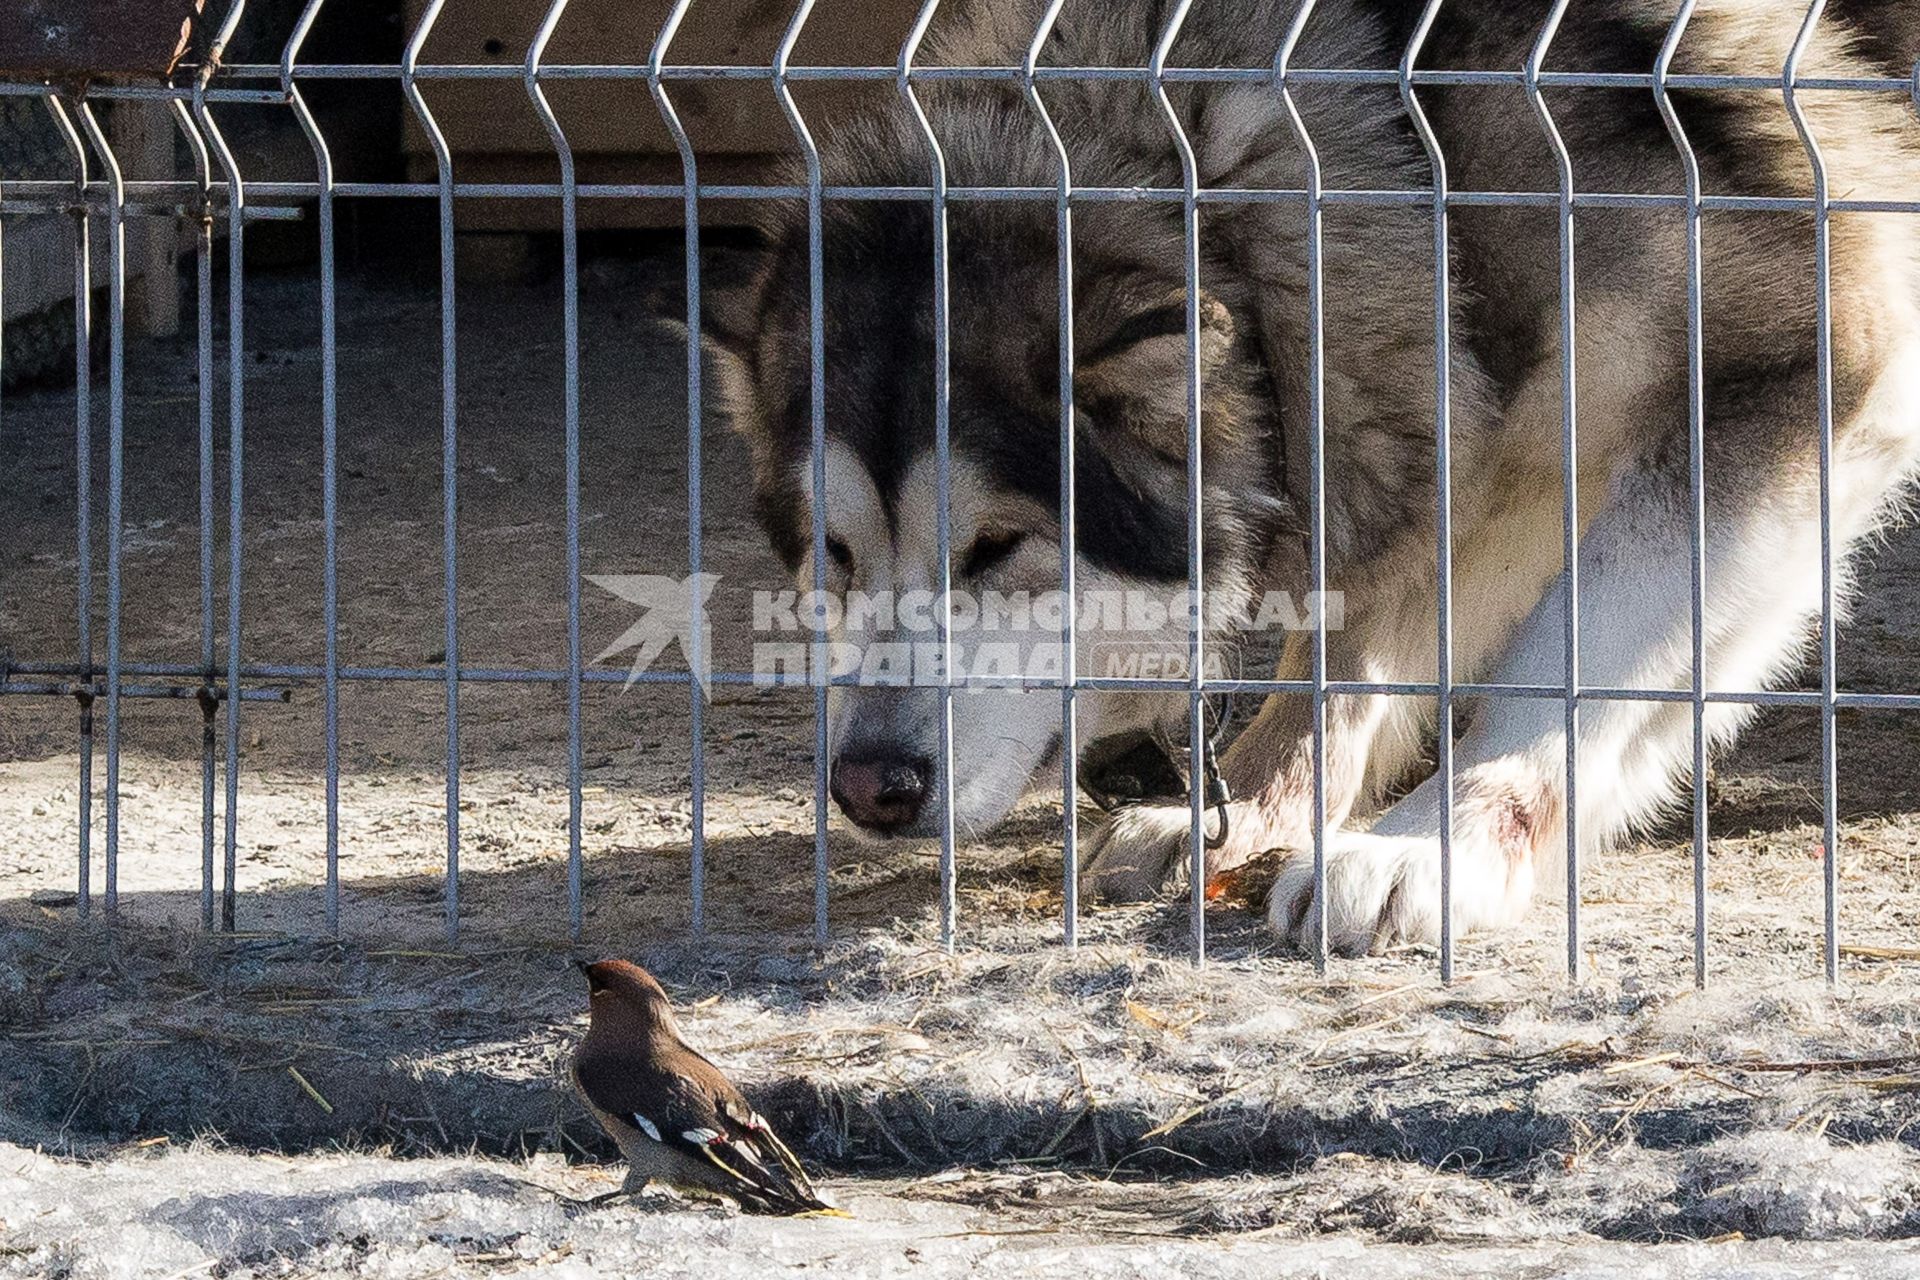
(640, 233), (775, 429)
(1075, 290), (1237, 459)
(654, 283), (822, 573)
(652, 311), (758, 439)
(696, 267), (763, 375)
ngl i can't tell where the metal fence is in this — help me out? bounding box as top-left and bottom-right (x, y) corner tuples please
(2, 0), (1918, 981)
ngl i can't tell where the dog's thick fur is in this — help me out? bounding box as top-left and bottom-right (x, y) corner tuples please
(714, 0), (1920, 952)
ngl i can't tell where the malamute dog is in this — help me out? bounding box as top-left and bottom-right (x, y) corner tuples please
(711, 0), (1920, 953)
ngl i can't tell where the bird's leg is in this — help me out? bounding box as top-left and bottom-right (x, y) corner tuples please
(569, 1172), (653, 1208)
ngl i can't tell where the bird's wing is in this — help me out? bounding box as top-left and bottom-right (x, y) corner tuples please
(705, 1076), (838, 1213)
(574, 1048), (836, 1215)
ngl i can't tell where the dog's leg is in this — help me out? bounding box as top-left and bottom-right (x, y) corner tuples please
(1075, 688), (1389, 903)
(1079, 597), (1429, 902)
(1268, 369), (1920, 953)
(1267, 463), (1688, 953)
(1077, 493), (1563, 904)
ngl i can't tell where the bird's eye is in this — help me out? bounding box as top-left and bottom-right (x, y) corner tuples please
(961, 530), (1025, 578)
(825, 536), (853, 572)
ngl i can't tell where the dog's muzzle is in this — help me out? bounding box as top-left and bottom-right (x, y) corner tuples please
(829, 752), (933, 834)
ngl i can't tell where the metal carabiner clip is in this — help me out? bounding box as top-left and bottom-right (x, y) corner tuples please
(1200, 700), (1232, 850)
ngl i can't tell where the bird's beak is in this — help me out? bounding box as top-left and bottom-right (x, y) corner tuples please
(573, 958), (593, 977)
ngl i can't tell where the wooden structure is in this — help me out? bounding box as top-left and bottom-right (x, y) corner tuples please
(401, 0), (923, 229)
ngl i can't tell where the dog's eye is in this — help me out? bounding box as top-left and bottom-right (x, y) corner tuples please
(1082, 304), (1190, 364)
(961, 531), (1025, 578)
(825, 536), (853, 572)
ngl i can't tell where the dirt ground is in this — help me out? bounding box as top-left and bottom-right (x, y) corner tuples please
(3, 245), (1920, 1269)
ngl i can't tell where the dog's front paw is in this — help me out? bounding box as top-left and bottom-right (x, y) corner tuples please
(1080, 804), (1195, 902)
(1082, 799), (1274, 903)
(1266, 833), (1439, 956)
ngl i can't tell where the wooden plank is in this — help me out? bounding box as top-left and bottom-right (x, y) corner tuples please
(0, 0), (204, 81)
(396, 0), (923, 230)
(400, 0), (919, 158)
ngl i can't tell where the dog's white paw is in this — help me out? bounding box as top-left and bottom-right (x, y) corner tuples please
(1080, 799), (1267, 902)
(1080, 804), (1195, 902)
(1266, 833), (1441, 956)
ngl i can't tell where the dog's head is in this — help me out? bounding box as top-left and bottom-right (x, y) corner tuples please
(709, 100), (1290, 840)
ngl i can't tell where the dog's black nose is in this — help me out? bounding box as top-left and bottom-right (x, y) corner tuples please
(830, 753), (932, 833)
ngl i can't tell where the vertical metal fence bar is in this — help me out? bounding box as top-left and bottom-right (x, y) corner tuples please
(169, 98), (218, 931)
(1147, 0), (1206, 965)
(1783, 0), (1840, 985)
(195, 2), (252, 931)
(75, 102), (126, 920)
(1274, 3), (1327, 973)
(1023, 0), (1077, 947)
(401, 0), (463, 942)
(1654, 0), (1709, 988)
(45, 95), (93, 919)
(199, 11), (252, 931)
(772, 0), (831, 950)
(1401, 0), (1455, 983)
(527, 0), (585, 940)
(285, 0), (343, 934)
(649, 0), (708, 939)
(898, 0), (957, 951)
(0, 160), (4, 431)
(1524, 0), (1578, 982)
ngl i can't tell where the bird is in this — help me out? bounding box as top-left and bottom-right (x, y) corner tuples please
(569, 957), (844, 1216)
